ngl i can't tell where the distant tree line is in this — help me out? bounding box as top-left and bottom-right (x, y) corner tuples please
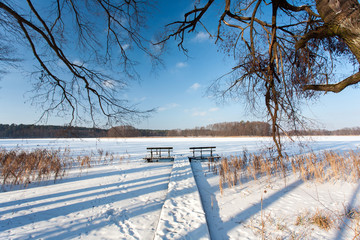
(107, 121), (272, 137)
(107, 123), (360, 137)
(1, 123), (360, 139)
(107, 125), (168, 137)
(0, 124), (107, 138)
(289, 127), (360, 136)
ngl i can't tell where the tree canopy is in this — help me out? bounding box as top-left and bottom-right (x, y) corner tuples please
(0, 0), (160, 126)
(161, 0), (360, 155)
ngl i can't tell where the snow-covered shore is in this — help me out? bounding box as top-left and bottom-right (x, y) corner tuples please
(1, 136), (360, 239)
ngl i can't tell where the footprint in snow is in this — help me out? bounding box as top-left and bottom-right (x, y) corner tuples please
(105, 209), (115, 217)
(105, 209), (140, 239)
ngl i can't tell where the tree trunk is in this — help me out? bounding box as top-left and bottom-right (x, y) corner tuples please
(302, 0), (360, 92)
(316, 0), (360, 62)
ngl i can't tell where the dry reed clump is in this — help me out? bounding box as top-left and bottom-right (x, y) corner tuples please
(343, 206), (360, 239)
(0, 148), (117, 189)
(0, 148), (67, 187)
(311, 209), (333, 230)
(218, 152), (284, 191)
(290, 150), (360, 183)
(78, 155), (91, 168)
(217, 150), (360, 193)
(75, 149), (117, 167)
(293, 209), (332, 235)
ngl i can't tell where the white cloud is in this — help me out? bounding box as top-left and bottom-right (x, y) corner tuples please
(186, 107), (220, 117)
(209, 107), (220, 112)
(150, 40), (164, 54)
(102, 80), (116, 89)
(158, 103), (179, 112)
(73, 59), (84, 66)
(188, 83), (201, 92)
(122, 93), (129, 99)
(176, 62), (188, 68)
(134, 96), (147, 102)
(193, 31), (209, 42)
(122, 43), (130, 50)
(192, 111), (207, 116)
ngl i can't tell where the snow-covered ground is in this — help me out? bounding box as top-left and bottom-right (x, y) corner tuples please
(1, 136), (360, 239)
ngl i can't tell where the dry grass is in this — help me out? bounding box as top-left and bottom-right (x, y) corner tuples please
(295, 212), (308, 226)
(354, 215), (360, 240)
(295, 209), (332, 230)
(311, 209), (333, 230)
(289, 151), (360, 183)
(0, 148), (67, 187)
(247, 204), (360, 239)
(247, 211), (309, 240)
(248, 208), (335, 239)
(343, 207), (360, 240)
(213, 150), (360, 238)
(0, 148), (118, 189)
(217, 150), (360, 192)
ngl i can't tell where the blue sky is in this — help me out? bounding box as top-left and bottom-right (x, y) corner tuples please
(1, 0), (360, 130)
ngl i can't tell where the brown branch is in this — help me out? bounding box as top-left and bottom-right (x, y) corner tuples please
(279, 0), (320, 17)
(215, 0), (230, 43)
(295, 25), (335, 50)
(303, 71), (360, 93)
(158, 0), (214, 50)
(249, 0), (263, 59)
(17, 19), (76, 123)
(0, 1), (152, 125)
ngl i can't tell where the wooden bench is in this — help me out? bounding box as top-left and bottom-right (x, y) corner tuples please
(188, 146), (220, 162)
(144, 147), (174, 162)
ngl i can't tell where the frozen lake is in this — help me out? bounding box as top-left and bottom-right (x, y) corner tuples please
(2, 135), (360, 159)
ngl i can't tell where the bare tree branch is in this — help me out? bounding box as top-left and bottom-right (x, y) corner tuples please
(303, 71), (360, 93)
(0, 0), (158, 126)
(161, 0), (358, 157)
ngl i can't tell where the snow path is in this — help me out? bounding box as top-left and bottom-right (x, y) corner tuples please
(0, 162), (172, 239)
(154, 158), (210, 240)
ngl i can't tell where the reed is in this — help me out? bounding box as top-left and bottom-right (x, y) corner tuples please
(0, 147), (117, 189)
(311, 209), (332, 230)
(217, 150), (360, 192)
(0, 148), (66, 186)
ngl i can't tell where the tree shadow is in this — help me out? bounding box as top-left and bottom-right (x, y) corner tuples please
(32, 200), (166, 240)
(0, 173), (170, 216)
(333, 181), (360, 240)
(1, 162), (172, 193)
(221, 178), (304, 235)
(0, 163), (172, 236)
(191, 161), (228, 239)
(1, 163), (172, 207)
(192, 161), (304, 239)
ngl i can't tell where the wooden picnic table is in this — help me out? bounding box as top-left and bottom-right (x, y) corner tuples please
(188, 146), (220, 162)
(144, 147), (174, 162)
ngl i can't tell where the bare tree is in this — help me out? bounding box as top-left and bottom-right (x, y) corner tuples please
(0, 35), (21, 76)
(160, 0), (360, 156)
(0, 0), (161, 126)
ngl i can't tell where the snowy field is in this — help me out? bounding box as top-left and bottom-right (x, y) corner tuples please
(1, 136), (360, 239)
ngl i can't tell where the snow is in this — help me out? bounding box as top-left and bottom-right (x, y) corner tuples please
(192, 162), (360, 239)
(0, 162), (173, 239)
(1, 136), (360, 239)
(154, 158), (210, 240)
